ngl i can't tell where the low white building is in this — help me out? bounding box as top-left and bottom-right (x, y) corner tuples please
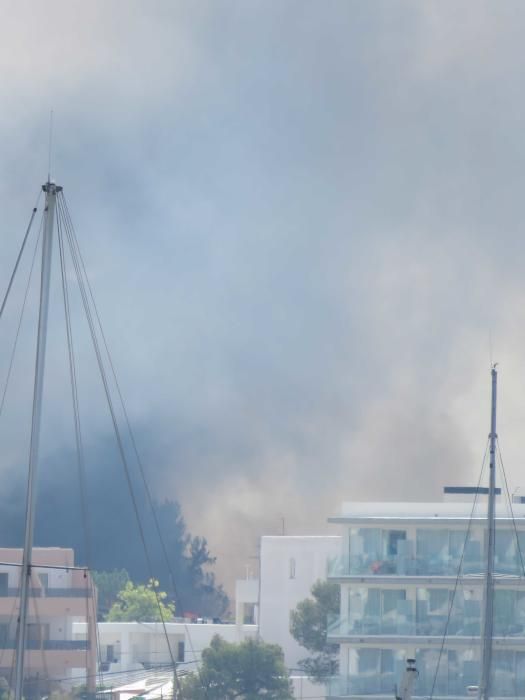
(73, 619), (257, 685)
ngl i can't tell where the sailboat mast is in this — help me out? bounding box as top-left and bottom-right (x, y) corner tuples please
(479, 365), (498, 700)
(14, 181), (61, 700)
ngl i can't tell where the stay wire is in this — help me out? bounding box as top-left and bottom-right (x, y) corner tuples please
(0, 215), (44, 423)
(56, 208), (103, 690)
(429, 438), (490, 700)
(59, 194), (204, 678)
(56, 195), (184, 699)
(59, 194), (180, 596)
(59, 192), (205, 697)
(57, 209), (93, 568)
(0, 192), (41, 321)
(57, 201), (108, 691)
(496, 441), (525, 577)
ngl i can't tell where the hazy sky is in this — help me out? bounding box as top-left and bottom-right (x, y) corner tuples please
(2, 1), (525, 588)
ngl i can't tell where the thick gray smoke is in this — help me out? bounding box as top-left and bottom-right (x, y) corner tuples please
(1, 2), (525, 593)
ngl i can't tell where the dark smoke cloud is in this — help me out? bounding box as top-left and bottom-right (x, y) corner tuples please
(1, 2), (525, 593)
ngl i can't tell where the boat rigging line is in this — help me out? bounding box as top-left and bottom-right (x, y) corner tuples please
(0, 216), (43, 425)
(54, 191), (185, 699)
(56, 205), (104, 691)
(57, 192), (206, 692)
(0, 179), (220, 699)
(428, 438), (490, 700)
(0, 192), (41, 321)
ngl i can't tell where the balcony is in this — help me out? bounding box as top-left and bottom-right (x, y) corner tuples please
(327, 652), (525, 698)
(327, 613), (482, 640)
(333, 527), (525, 580)
(327, 553), (485, 578)
(326, 673), (399, 697)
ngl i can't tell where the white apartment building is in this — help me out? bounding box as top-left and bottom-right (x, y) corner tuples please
(326, 488), (525, 699)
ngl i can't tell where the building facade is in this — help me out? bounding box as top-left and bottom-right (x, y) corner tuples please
(0, 547), (97, 696)
(259, 535), (341, 671)
(72, 619), (257, 683)
(327, 491), (525, 698)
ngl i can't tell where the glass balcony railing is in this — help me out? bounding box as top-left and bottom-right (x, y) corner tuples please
(331, 528), (525, 579)
(327, 554), (486, 578)
(326, 673), (398, 696)
(327, 649), (525, 697)
(327, 614), (482, 638)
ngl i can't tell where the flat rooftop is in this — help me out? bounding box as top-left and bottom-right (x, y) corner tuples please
(328, 501), (525, 524)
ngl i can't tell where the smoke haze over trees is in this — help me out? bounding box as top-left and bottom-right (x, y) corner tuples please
(0, 438), (228, 617)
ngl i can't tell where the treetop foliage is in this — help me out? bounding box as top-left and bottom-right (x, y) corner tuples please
(106, 579), (175, 622)
(181, 635), (293, 700)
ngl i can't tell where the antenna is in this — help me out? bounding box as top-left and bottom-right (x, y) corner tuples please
(47, 110), (54, 182)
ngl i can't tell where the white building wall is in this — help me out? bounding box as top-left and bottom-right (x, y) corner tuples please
(74, 621), (257, 679)
(259, 535), (341, 671)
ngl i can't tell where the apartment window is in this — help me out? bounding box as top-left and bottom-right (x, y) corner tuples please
(289, 558), (296, 579)
(0, 573), (8, 597)
(177, 641), (185, 663)
(0, 624), (8, 646)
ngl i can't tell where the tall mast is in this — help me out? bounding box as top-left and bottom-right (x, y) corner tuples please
(14, 181), (61, 700)
(479, 365), (498, 700)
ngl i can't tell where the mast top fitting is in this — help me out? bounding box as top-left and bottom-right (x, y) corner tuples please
(42, 181), (62, 194)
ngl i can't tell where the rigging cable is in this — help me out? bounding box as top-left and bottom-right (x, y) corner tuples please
(496, 442), (525, 576)
(428, 439), (490, 700)
(59, 193), (205, 677)
(495, 440), (525, 685)
(55, 194), (184, 699)
(0, 216), (44, 423)
(56, 210), (103, 691)
(0, 194), (41, 321)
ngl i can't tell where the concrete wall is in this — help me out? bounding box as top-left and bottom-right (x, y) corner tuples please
(259, 535), (341, 671)
(74, 621), (258, 679)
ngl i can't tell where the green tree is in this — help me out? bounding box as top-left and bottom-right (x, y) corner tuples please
(106, 579), (175, 622)
(92, 569), (130, 620)
(181, 635), (293, 700)
(289, 579), (340, 683)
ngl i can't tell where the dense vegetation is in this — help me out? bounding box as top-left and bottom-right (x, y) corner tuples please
(0, 439), (228, 617)
(181, 635), (293, 699)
